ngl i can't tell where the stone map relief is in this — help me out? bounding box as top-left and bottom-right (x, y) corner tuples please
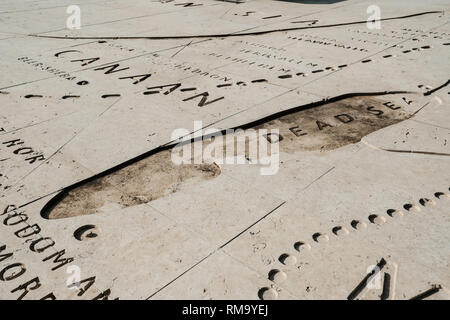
(0, 0), (449, 300)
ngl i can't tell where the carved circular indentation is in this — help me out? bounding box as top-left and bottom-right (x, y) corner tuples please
(268, 269), (287, 284)
(419, 198), (436, 207)
(404, 203), (421, 212)
(294, 242), (311, 252)
(279, 253), (297, 266)
(312, 232), (329, 243)
(351, 220), (367, 230)
(77, 80), (89, 86)
(368, 214), (386, 225)
(74, 225), (100, 241)
(258, 287), (278, 300)
(332, 226), (349, 236)
(387, 209), (404, 218)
